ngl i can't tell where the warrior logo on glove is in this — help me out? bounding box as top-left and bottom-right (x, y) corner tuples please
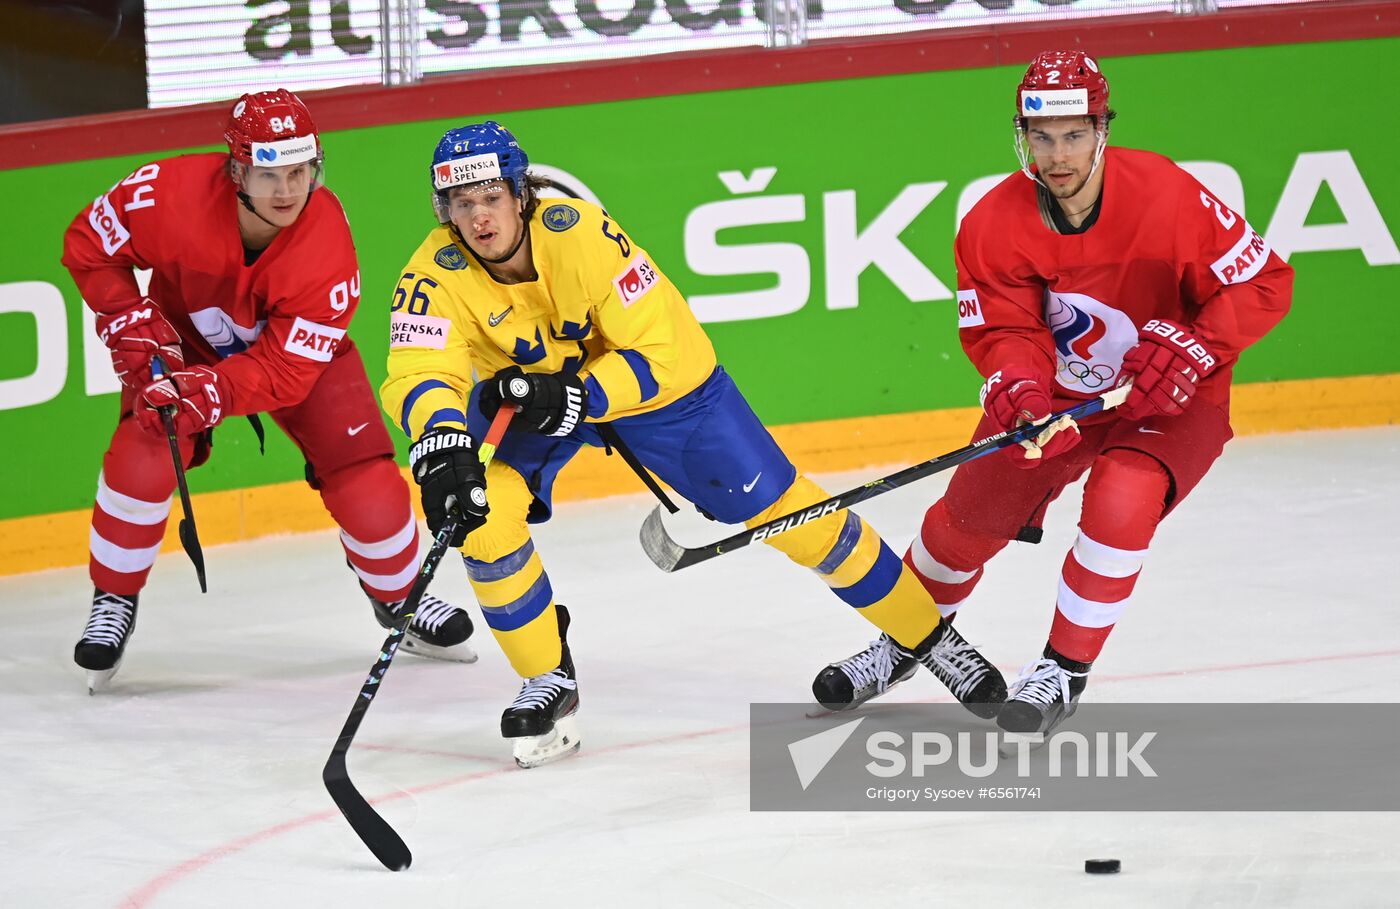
(478, 366), (587, 438)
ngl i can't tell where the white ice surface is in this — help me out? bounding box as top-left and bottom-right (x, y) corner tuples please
(2, 427), (1398, 908)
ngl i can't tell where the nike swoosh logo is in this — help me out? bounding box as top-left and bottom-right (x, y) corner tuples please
(347, 423), (370, 436)
(743, 471), (762, 493)
(1137, 427), (1164, 435)
(488, 306), (513, 327)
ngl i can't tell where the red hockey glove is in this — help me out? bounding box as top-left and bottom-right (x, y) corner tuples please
(95, 298), (184, 390)
(1118, 319), (1218, 421)
(136, 366), (227, 438)
(980, 366), (1081, 469)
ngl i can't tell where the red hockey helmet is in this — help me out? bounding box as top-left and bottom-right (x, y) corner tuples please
(224, 89), (321, 167)
(1015, 51), (1110, 126)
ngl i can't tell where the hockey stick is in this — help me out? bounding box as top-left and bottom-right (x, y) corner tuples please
(640, 384), (1132, 572)
(323, 404), (515, 872)
(150, 355), (207, 593)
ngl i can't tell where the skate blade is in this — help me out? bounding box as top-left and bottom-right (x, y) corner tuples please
(996, 702), (1079, 756)
(512, 715), (581, 769)
(805, 700), (872, 718)
(86, 664), (121, 695)
(997, 732), (1046, 758)
(398, 636), (478, 664)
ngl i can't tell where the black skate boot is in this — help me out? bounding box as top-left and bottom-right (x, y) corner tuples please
(74, 589), (139, 694)
(501, 604), (580, 769)
(812, 620), (1006, 719)
(369, 588), (476, 663)
(997, 645), (1090, 738)
(906, 620), (1007, 719)
(812, 635), (919, 711)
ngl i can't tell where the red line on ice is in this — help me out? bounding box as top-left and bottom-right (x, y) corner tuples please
(119, 646), (1400, 907)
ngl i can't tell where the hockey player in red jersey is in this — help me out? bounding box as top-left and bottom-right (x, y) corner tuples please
(815, 51), (1292, 735)
(62, 89), (475, 691)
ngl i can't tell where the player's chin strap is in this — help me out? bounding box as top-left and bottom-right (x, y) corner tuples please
(236, 190), (277, 224)
(449, 185), (537, 267)
(236, 186), (320, 227)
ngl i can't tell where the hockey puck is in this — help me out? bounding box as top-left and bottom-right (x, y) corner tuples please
(1085, 859), (1121, 874)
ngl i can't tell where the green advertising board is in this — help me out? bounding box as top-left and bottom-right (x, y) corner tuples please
(1, 38), (1397, 522)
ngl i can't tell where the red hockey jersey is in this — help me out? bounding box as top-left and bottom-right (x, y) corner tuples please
(62, 153), (362, 416)
(955, 146), (1292, 410)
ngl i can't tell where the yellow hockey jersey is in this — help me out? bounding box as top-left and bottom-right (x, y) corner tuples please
(381, 199), (718, 440)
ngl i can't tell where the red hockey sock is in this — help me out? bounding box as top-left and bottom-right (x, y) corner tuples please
(318, 456), (422, 602)
(1048, 449), (1169, 663)
(89, 417), (195, 595)
(904, 498), (1009, 618)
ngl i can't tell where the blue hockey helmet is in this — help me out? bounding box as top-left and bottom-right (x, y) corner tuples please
(430, 121), (529, 223)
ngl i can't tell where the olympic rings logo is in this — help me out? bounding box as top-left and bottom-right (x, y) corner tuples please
(1058, 358), (1115, 388)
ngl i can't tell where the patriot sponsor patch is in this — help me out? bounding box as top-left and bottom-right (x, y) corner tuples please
(88, 192), (130, 255)
(283, 316), (346, 362)
(957, 289), (985, 328)
(613, 254), (659, 307)
(390, 313), (451, 350)
(1210, 222), (1271, 285)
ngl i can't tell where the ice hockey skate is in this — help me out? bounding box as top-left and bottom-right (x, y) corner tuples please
(812, 634), (919, 712)
(73, 589), (139, 694)
(369, 591), (477, 663)
(502, 604), (580, 769)
(813, 620), (1006, 718)
(996, 648), (1090, 755)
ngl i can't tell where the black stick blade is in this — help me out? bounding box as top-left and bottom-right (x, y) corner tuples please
(323, 752), (412, 871)
(178, 518), (207, 593)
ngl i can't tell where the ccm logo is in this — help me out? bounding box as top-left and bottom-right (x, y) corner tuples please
(98, 304), (155, 343)
(202, 378), (223, 424)
(284, 316), (346, 362)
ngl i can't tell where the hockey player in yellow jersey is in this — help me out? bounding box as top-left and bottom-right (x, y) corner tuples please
(382, 122), (1007, 767)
